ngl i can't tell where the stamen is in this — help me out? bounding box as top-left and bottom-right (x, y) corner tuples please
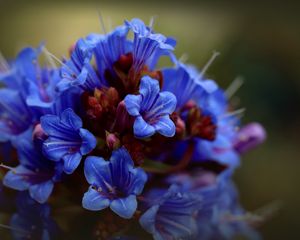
(179, 53), (189, 63)
(0, 223), (30, 234)
(253, 200), (282, 221)
(0, 163), (16, 173)
(0, 52), (9, 72)
(149, 16), (157, 33)
(43, 48), (75, 74)
(41, 46), (57, 69)
(225, 76), (244, 99)
(107, 17), (113, 32)
(200, 51), (220, 77)
(97, 10), (107, 34)
(223, 201), (281, 226)
(220, 108), (246, 119)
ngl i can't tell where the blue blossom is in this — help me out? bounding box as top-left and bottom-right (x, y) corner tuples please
(10, 192), (60, 240)
(162, 62), (218, 109)
(195, 176), (261, 240)
(3, 130), (63, 203)
(166, 170), (261, 240)
(0, 89), (32, 142)
(139, 185), (202, 240)
(125, 18), (176, 73)
(1, 46), (60, 114)
(82, 147), (147, 219)
(124, 76), (177, 138)
(191, 90), (241, 168)
(41, 108), (97, 174)
(92, 25), (131, 81)
(57, 38), (105, 92)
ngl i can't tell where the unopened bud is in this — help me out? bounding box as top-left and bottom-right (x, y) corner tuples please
(105, 132), (120, 150)
(33, 123), (47, 142)
(234, 122), (266, 154)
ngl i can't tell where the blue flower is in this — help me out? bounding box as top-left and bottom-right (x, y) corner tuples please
(41, 108), (96, 174)
(139, 185), (202, 240)
(3, 130), (63, 203)
(57, 38), (105, 92)
(124, 76), (177, 138)
(82, 147), (147, 219)
(125, 18), (176, 73)
(166, 170), (261, 240)
(92, 25), (131, 81)
(0, 89), (32, 142)
(1, 46), (61, 114)
(195, 175), (262, 240)
(10, 192), (60, 240)
(162, 62), (218, 109)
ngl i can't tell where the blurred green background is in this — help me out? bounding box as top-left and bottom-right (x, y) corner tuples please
(0, 0), (299, 239)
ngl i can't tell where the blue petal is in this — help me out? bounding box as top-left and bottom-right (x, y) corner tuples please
(139, 205), (160, 236)
(128, 167), (148, 195)
(124, 94), (142, 117)
(56, 67), (88, 92)
(152, 115), (175, 137)
(145, 91), (176, 119)
(79, 128), (97, 155)
(40, 115), (62, 136)
(82, 187), (110, 211)
(125, 18), (148, 36)
(93, 26), (131, 80)
(110, 195), (137, 219)
(109, 148), (134, 191)
(60, 108), (82, 130)
(0, 89), (31, 138)
(3, 166), (30, 191)
(15, 47), (39, 80)
(133, 116), (155, 138)
(52, 88), (81, 115)
(29, 180), (54, 203)
(43, 136), (81, 161)
(84, 156), (112, 187)
(139, 76), (160, 112)
(63, 152), (82, 174)
(198, 79), (218, 94)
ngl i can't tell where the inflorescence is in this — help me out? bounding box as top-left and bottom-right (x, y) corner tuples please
(0, 18), (266, 240)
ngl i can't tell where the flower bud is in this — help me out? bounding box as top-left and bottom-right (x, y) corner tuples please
(105, 132), (120, 150)
(234, 122), (266, 154)
(32, 123), (47, 142)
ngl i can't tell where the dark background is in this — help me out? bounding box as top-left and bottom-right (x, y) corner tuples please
(0, 0), (299, 239)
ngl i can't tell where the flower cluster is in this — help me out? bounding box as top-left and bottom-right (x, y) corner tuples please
(0, 18), (266, 240)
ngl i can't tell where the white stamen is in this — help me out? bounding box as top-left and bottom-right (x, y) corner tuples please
(179, 53), (189, 63)
(225, 76), (244, 99)
(0, 163), (16, 173)
(41, 47), (57, 69)
(97, 10), (107, 34)
(107, 17), (113, 32)
(0, 223), (30, 234)
(0, 52), (9, 72)
(43, 48), (74, 74)
(149, 16), (157, 33)
(220, 108), (246, 119)
(200, 51), (220, 77)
